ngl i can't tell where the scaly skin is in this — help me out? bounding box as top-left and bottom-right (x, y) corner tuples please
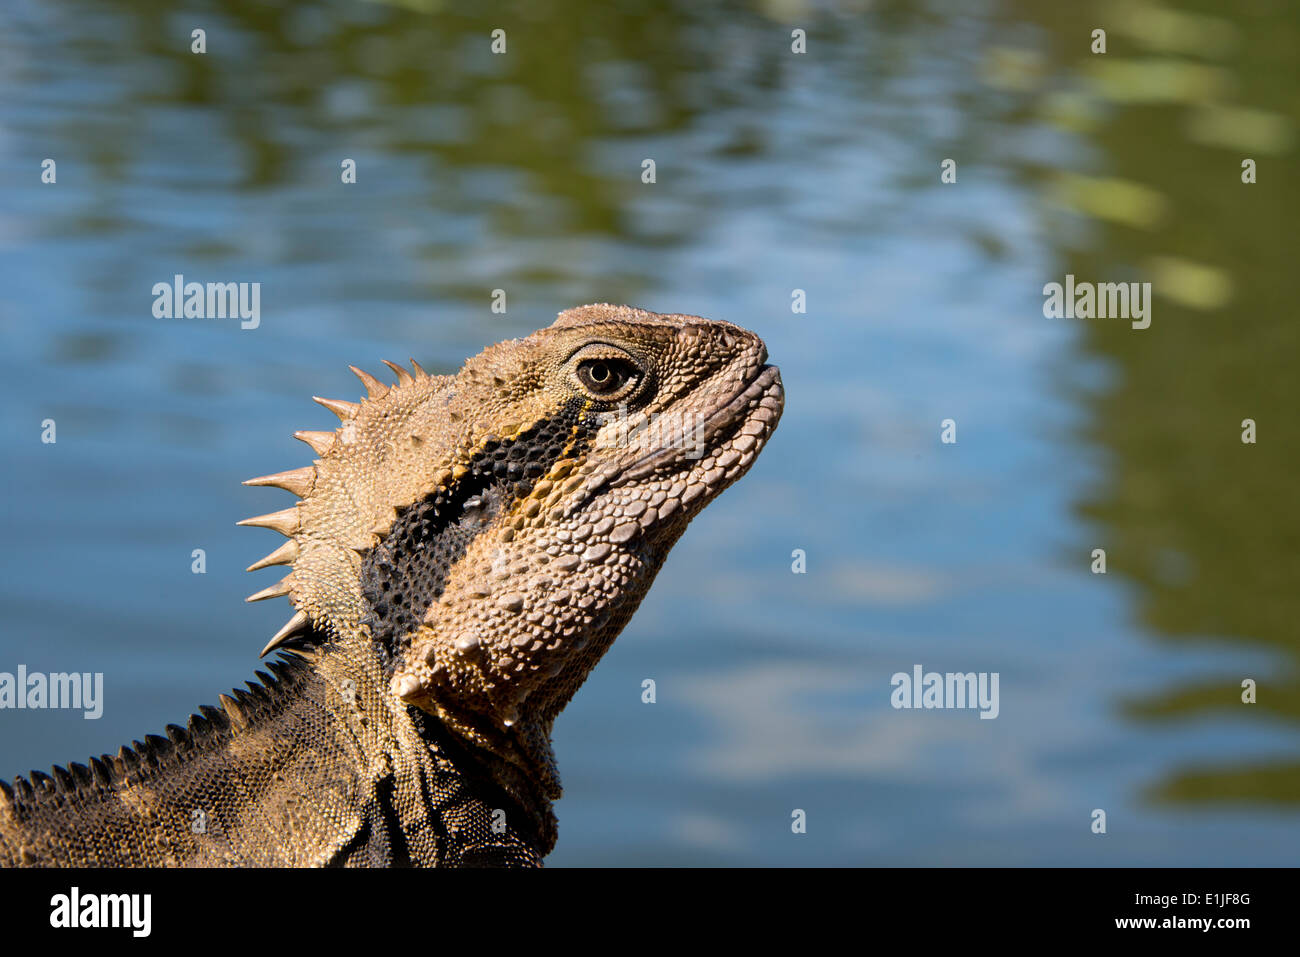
(0, 304), (783, 866)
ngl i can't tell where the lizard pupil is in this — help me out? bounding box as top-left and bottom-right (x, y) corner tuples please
(577, 358), (633, 395)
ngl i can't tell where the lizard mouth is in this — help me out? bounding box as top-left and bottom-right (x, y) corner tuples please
(613, 363), (784, 485)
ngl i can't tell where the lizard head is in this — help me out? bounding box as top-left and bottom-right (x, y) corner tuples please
(240, 303), (783, 796)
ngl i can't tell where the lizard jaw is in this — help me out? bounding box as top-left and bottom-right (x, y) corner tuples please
(609, 363), (784, 489)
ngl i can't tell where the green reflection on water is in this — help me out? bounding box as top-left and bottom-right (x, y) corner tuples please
(1017, 0), (1300, 806)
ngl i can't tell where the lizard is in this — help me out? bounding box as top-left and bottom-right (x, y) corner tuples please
(0, 303), (783, 867)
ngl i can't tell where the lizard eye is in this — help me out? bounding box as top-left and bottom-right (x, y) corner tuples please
(575, 357), (638, 397)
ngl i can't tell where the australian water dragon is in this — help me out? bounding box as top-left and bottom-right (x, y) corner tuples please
(0, 304), (783, 867)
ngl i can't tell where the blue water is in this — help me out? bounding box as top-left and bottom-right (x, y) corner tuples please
(1, 0), (1296, 865)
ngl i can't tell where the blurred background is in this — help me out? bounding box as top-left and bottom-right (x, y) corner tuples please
(0, 0), (1296, 865)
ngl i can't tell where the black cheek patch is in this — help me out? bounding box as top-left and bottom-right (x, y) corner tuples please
(360, 400), (592, 671)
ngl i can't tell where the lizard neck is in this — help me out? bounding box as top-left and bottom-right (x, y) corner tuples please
(307, 626), (559, 858)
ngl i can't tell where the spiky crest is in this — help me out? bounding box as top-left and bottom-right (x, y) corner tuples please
(240, 358), (454, 655)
